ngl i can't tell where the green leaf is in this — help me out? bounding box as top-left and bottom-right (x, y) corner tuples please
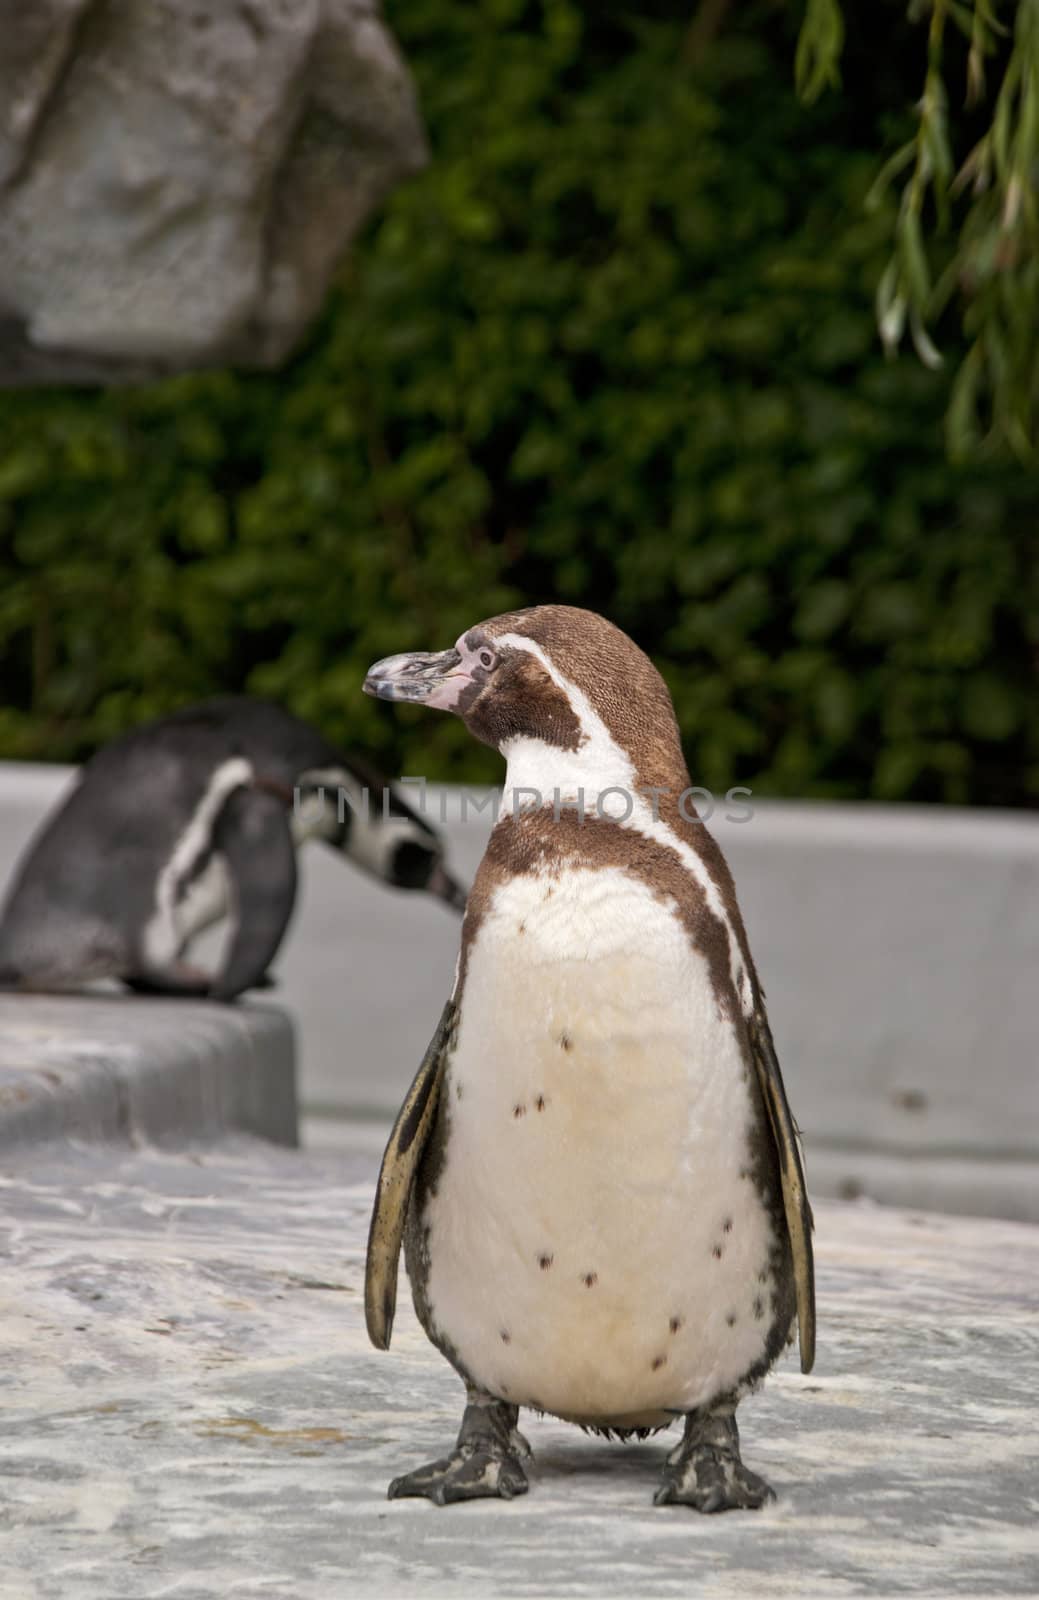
(795, 0), (846, 104)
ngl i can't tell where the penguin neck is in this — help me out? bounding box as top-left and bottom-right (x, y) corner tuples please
(500, 732), (637, 819)
(492, 633), (690, 821)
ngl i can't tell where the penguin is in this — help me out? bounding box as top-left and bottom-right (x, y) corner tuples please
(0, 696), (465, 1003)
(362, 605), (814, 1510)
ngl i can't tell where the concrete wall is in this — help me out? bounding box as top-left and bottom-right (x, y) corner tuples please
(1, 763), (1036, 1218)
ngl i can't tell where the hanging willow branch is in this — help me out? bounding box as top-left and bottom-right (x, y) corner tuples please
(796, 0), (1039, 459)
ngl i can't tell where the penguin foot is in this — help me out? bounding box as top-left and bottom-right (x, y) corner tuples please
(387, 1395), (530, 1506)
(653, 1409), (775, 1513)
(123, 962), (213, 999)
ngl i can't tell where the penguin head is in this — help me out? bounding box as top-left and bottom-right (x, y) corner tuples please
(292, 763), (466, 911)
(363, 606), (684, 785)
(292, 767), (352, 847)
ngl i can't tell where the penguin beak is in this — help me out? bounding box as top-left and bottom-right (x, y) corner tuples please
(363, 648), (472, 712)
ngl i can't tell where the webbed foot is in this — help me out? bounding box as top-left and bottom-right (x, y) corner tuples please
(653, 1408), (775, 1513)
(388, 1394), (530, 1505)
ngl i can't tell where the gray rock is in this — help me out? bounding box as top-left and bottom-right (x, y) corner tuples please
(0, 0), (427, 382)
(0, 0), (92, 187)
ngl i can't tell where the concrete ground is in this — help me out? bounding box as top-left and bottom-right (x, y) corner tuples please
(1, 1134), (1036, 1600)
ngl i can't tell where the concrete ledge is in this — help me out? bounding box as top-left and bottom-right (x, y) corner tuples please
(2, 765), (1036, 1217)
(273, 791), (1039, 1218)
(806, 1145), (1039, 1225)
(0, 996), (297, 1151)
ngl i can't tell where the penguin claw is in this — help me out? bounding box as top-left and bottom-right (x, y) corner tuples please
(653, 1409), (776, 1513)
(387, 1446), (529, 1505)
(653, 1447), (775, 1513)
(509, 1426), (533, 1460)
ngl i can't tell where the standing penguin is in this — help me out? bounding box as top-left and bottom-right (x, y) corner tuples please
(363, 606), (814, 1510)
(0, 697), (464, 1003)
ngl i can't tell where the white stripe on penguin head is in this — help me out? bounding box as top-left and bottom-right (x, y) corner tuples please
(493, 633), (750, 1015)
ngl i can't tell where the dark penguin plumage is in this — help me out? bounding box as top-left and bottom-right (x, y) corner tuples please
(0, 697), (465, 1002)
(362, 606), (814, 1511)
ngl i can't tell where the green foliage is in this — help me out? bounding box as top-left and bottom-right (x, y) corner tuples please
(0, 0), (1036, 804)
(798, 0), (1039, 459)
(795, 0), (846, 103)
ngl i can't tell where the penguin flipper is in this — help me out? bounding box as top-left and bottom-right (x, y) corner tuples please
(365, 999), (456, 1350)
(209, 788), (298, 1002)
(747, 1004), (816, 1374)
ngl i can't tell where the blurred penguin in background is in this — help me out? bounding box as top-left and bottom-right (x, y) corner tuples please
(0, 697), (466, 1002)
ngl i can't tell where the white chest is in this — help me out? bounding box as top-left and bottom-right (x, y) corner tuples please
(142, 759), (251, 965)
(419, 866), (783, 1427)
(174, 854), (232, 945)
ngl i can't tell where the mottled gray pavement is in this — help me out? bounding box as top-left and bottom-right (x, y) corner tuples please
(0, 1137), (1036, 1599)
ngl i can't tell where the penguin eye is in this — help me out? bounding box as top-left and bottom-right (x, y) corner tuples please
(479, 650), (494, 669)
